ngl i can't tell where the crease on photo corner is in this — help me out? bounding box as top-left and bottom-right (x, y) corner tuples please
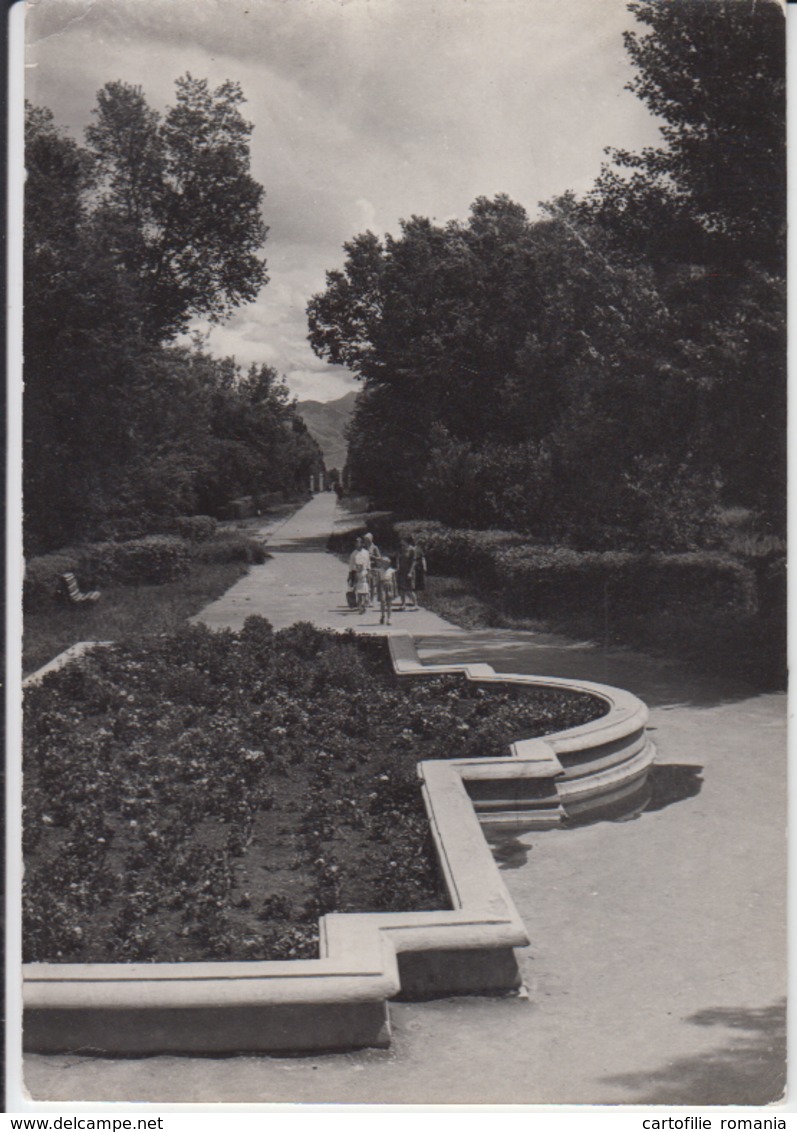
(22, 0), (102, 51)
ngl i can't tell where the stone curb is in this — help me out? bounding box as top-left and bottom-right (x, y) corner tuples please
(22, 634), (654, 1054)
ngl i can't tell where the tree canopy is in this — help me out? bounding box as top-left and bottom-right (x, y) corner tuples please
(586, 0), (785, 270)
(308, 0), (786, 547)
(85, 75), (268, 341)
(25, 82), (318, 554)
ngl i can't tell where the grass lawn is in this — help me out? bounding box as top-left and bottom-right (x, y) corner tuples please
(22, 501), (311, 677)
(23, 560), (247, 677)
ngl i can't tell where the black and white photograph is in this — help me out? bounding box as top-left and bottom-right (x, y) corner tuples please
(13, 0), (788, 1111)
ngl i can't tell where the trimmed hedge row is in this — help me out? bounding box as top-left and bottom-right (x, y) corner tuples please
(171, 515), (218, 542)
(394, 522), (531, 588)
(391, 521), (758, 617)
(493, 546), (757, 618)
(191, 531), (269, 565)
(25, 536), (191, 611)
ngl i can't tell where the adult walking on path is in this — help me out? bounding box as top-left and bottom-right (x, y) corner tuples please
(396, 535), (418, 610)
(193, 492), (458, 636)
(32, 493), (786, 1106)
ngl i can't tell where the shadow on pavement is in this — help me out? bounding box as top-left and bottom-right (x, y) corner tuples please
(267, 535), (334, 552)
(601, 999), (787, 1106)
(486, 764), (704, 867)
(487, 834), (533, 870)
(417, 630), (769, 710)
(644, 763), (704, 812)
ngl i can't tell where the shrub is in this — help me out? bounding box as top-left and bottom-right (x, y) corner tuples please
(24, 535), (192, 610)
(642, 553), (757, 614)
(23, 551), (82, 611)
(255, 492), (286, 511)
(172, 515), (218, 542)
(191, 531), (268, 565)
(395, 522), (530, 588)
(494, 545), (633, 616)
(90, 514), (172, 543)
(493, 546), (756, 618)
(221, 496), (256, 520)
(85, 535), (190, 585)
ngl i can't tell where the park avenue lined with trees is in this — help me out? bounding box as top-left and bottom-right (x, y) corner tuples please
(25, 2), (785, 579)
(19, 0), (787, 1108)
(23, 0), (786, 690)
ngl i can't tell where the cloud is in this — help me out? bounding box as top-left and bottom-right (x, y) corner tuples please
(283, 366), (357, 403)
(354, 197), (377, 234)
(25, 0), (663, 402)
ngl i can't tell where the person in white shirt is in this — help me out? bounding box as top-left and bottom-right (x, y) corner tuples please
(352, 542), (372, 613)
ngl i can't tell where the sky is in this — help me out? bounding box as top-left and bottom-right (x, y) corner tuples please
(25, 0), (664, 403)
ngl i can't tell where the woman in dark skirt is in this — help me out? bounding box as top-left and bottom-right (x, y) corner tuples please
(397, 537), (417, 609)
(414, 540), (426, 594)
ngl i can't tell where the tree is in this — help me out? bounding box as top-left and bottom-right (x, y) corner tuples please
(24, 104), (151, 550)
(25, 87), (292, 552)
(310, 3), (786, 543)
(588, 0), (785, 271)
(307, 231), (385, 380)
(582, 0), (786, 530)
(86, 74), (268, 340)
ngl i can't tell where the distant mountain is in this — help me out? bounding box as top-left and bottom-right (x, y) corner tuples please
(296, 389), (358, 471)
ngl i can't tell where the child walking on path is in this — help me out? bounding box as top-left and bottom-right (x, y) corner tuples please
(377, 555), (397, 625)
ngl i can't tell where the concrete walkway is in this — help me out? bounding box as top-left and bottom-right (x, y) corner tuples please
(24, 496), (788, 1107)
(193, 492), (459, 636)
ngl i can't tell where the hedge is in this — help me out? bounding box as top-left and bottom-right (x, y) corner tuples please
(394, 522), (531, 588)
(493, 546), (757, 618)
(191, 531), (269, 565)
(171, 515), (218, 542)
(77, 536), (190, 586)
(25, 536), (191, 611)
(221, 496), (256, 520)
(365, 519), (758, 620)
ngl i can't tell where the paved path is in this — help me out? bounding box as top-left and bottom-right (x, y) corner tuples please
(25, 496), (788, 1107)
(193, 492), (459, 636)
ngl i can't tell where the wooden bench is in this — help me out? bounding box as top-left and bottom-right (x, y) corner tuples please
(61, 573), (100, 606)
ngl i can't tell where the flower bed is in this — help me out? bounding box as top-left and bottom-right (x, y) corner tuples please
(23, 619), (606, 966)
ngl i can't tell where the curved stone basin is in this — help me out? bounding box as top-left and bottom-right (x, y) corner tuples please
(22, 635), (654, 1055)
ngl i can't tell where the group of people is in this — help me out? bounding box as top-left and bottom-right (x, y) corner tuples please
(347, 533), (426, 624)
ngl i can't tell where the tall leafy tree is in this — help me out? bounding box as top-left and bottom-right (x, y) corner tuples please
(86, 74), (268, 340)
(318, 2), (784, 544)
(24, 84), (311, 554)
(584, 0), (786, 528)
(24, 104), (149, 550)
(307, 231), (385, 380)
(588, 0), (785, 270)
(310, 194), (702, 533)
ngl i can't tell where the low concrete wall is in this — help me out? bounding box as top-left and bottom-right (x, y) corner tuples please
(22, 634), (654, 1054)
(389, 635), (655, 828)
